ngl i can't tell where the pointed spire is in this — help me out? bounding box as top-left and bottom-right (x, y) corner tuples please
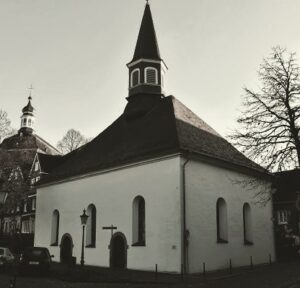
(131, 2), (161, 63)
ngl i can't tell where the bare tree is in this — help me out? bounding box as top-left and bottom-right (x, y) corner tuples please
(57, 129), (89, 154)
(0, 110), (14, 143)
(230, 47), (300, 172)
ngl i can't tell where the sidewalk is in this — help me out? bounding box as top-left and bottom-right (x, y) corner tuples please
(49, 260), (300, 287)
(3, 260), (300, 288)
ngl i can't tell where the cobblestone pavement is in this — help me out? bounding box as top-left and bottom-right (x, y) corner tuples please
(1, 262), (300, 288)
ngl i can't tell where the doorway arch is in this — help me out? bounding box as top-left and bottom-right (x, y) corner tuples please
(60, 233), (73, 264)
(110, 232), (128, 269)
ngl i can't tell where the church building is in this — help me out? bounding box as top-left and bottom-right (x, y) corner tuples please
(0, 95), (59, 249)
(34, 2), (275, 273)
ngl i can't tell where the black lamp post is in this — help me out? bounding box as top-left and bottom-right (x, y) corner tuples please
(80, 209), (89, 266)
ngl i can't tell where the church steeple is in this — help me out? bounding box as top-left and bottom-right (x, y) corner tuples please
(19, 89), (35, 135)
(127, 2), (167, 99)
(131, 2), (161, 62)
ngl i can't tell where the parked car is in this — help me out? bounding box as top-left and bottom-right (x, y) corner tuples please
(0, 247), (15, 270)
(19, 247), (53, 274)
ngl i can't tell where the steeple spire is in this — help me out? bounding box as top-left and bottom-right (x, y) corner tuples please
(130, 1), (161, 63)
(126, 2), (167, 100)
(19, 87), (35, 135)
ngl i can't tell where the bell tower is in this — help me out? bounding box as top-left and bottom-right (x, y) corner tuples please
(19, 93), (35, 136)
(124, 2), (167, 118)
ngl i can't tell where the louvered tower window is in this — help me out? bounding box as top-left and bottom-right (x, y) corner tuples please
(145, 67), (158, 84)
(131, 69), (140, 87)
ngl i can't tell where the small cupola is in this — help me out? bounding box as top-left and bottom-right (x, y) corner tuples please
(19, 95), (35, 136)
(127, 1), (168, 99)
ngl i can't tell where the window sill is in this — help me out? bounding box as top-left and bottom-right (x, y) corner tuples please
(132, 241), (146, 247)
(217, 239), (228, 244)
(86, 244), (96, 248)
(244, 240), (254, 246)
(50, 243), (58, 247)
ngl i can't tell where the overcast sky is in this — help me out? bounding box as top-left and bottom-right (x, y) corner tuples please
(1, 0), (300, 146)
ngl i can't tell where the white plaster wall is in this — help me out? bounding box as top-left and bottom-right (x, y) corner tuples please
(185, 159), (275, 273)
(35, 157), (182, 273)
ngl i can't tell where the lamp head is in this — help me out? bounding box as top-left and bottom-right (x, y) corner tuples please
(80, 209), (89, 226)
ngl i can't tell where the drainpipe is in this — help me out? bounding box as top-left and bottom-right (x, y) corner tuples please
(181, 154), (190, 275)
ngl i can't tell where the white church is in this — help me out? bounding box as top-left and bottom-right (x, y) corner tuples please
(34, 2), (275, 273)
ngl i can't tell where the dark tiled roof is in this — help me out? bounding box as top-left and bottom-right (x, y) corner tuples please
(0, 133), (59, 156)
(40, 96), (265, 185)
(38, 153), (65, 174)
(273, 169), (300, 202)
(130, 3), (161, 63)
(0, 148), (36, 179)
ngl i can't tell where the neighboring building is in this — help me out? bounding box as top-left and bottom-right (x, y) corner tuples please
(34, 3), (275, 273)
(0, 96), (59, 249)
(273, 169), (300, 260)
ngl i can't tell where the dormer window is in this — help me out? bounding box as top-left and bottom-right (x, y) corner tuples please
(145, 67), (158, 85)
(131, 68), (140, 87)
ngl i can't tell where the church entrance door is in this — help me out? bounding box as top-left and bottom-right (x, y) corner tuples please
(110, 232), (128, 269)
(60, 233), (73, 264)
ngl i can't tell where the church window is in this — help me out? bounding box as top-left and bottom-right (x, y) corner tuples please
(131, 68), (140, 87)
(23, 118), (27, 125)
(32, 198), (36, 211)
(51, 210), (60, 246)
(216, 198), (228, 243)
(28, 118), (31, 126)
(86, 204), (96, 247)
(277, 210), (288, 224)
(21, 220), (30, 234)
(145, 67), (158, 84)
(23, 201), (27, 213)
(243, 203), (253, 245)
(132, 196), (145, 246)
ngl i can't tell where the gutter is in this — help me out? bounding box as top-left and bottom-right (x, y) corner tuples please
(181, 153), (190, 274)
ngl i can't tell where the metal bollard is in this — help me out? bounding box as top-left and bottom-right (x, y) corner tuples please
(155, 264), (158, 281)
(250, 256), (253, 270)
(269, 254), (272, 265)
(229, 259), (232, 274)
(203, 262), (206, 278)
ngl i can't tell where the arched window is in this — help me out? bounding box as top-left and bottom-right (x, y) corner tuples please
(28, 118), (31, 126)
(51, 210), (60, 246)
(23, 118), (27, 126)
(132, 196), (145, 246)
(131, 68), (140, 87)
(86, 204), (96, 247)
(216, 198), (228, 243)
(243, 203), (253, 245)
(145, 67), (158, 84)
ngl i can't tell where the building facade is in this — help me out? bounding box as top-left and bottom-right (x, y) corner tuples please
(273, 169), (300, 260)
(34, 2), (275, 273)
(0, 96), (59, 250)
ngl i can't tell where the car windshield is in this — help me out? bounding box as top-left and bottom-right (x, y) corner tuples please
(0, 249), (4, 255)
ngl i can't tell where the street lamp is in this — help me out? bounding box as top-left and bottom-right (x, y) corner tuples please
(80, 209), (89, 266)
